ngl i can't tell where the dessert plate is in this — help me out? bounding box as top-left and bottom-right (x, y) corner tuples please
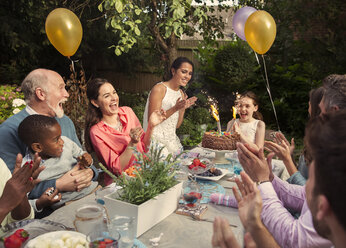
(195, 168), (229, 181)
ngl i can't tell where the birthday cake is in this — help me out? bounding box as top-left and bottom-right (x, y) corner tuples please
(202, 131), (240, 151)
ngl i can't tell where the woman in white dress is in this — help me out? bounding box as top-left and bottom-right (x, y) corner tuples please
(143, 57), (197, 156)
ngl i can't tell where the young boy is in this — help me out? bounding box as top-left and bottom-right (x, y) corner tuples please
(18, 115), (98, 210)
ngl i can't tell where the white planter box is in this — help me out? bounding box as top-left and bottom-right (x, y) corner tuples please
(104, 182), (183, 237)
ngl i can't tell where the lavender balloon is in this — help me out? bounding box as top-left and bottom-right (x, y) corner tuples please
(232, 6), (257, 41)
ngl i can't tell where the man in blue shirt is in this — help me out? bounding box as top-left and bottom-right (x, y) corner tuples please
(0, 69), (98, 198)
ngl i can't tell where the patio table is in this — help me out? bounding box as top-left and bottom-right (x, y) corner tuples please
(44, 147), (287, 247)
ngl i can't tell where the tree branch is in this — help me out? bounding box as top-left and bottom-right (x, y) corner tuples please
(148, 0), (168, 53)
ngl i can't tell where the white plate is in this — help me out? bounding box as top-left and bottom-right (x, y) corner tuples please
(25, 231), (86, 248)
(194, 168), (229, 181)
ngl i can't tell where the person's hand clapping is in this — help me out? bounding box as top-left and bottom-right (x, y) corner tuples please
(174, 97), (187, 111)
(129, 126), (144, 146)
(232, 122), (242, 135)
(184, 96), (197, 109)
(2, 153), (44, 211)
(212, 217), (240, 248)
(274, 132), (295, 156)
(148, 109), (166, 128)
(237, 143), (270, 182)
(264, 140), (291, 162)
(233, 172), (262, 230)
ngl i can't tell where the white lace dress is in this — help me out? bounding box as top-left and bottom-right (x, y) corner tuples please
(143, 82), (183, 157)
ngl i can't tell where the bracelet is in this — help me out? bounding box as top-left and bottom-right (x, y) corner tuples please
(256, 180), (270, 186)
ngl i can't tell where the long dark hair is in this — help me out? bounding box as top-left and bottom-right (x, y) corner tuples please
(240, 91), (263, 121)
(84, 78), (109, 153)
(309, 87), (325, 119)
(168, 57), (194, 82)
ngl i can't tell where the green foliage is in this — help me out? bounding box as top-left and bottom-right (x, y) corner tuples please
(0, 85), (26, 124)
(176, 106), (214, 147)
(98, 145), (180, 205)
(99, 0), (230, 71)
(117, 91), (148, 122)
(196, 40), (321, 138)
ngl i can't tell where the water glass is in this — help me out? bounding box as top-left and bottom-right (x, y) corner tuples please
(87, 229), (120, 248)
(108, 216), (136, 248)
(74, 203), (107, 235)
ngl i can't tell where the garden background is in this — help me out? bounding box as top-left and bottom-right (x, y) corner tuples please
(1, 0), (345, 153)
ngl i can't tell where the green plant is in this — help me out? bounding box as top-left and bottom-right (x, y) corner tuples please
(181, 125), (203, 148)
(0, 85), (26, 124)
(98, 144), (180, 205)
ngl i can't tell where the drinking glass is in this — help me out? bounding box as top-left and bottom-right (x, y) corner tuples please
(108, 216), (136, 248)
(182, 180), (202, 209)
(87, 229), (120, 248)
(74, 203), (107, 235)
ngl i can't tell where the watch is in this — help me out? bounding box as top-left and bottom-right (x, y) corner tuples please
(256, 180), (270, 186)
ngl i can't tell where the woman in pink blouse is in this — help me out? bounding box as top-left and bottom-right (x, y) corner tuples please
(84, 78), (165, 185)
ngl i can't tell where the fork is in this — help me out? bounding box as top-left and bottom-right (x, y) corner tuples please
(190, 214), (238, 227)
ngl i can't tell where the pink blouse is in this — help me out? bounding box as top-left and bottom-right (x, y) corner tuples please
(90, 106), (147, 185)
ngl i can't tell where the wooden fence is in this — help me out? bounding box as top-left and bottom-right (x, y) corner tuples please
(98, 40), (231, 93)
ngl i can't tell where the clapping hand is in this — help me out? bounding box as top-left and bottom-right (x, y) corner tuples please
(212, 217), (241, 248)
(2, 153), (44, 210)
(264, 139), (291, 162)
(184, 96), (197, 109)
(274, 132), (295, 156)
(232, 122), (242, 135)
(148, 109), (166, 128)
(129, 126), (144, 145)
(237, 143), (272, 183)
(233, 172), (262, 230)
(174, 97), (187, 111)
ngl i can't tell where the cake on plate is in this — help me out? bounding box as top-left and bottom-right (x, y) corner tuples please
(202, 131), (240, 151)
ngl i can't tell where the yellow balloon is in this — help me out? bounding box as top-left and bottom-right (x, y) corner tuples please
(45, 8), (83, 57)
(244, 10), (276, 54)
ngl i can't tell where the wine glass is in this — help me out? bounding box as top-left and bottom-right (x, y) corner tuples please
(181, 158), (213, 209)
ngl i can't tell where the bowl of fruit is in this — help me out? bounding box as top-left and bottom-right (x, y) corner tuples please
(183, 158), (213, 175)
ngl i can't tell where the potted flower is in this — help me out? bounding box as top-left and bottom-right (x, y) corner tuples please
(100, 144), (183, 237)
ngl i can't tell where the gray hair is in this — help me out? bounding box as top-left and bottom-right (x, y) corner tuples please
(21, 69), (50, 103)
(322, 74), (346, 111)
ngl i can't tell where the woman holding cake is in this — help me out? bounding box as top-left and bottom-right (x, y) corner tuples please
(142, 57), (197, 157)
(226, 91), (265, 150)
(84, 78), (166, 185)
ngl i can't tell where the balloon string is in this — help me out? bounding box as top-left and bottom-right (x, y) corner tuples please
(68, 56), (76, 76)
(261, 54), (280, 131)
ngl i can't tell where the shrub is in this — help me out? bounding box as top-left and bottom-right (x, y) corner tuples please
(0, 85), (26, 124)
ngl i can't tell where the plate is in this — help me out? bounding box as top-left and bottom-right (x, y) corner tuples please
(25, 231), (86, 248)
(182, 158), (214, 175)
(195, 168), (229, 181)
(0, 219), (69, 247)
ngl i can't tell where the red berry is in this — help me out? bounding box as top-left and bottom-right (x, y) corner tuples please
(14, 229), (29, 242)
(193, 158), (200, 166)
(4, 235), (22, 248)
(199, 163), (206, 168)
(188, 164), (195, 170)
